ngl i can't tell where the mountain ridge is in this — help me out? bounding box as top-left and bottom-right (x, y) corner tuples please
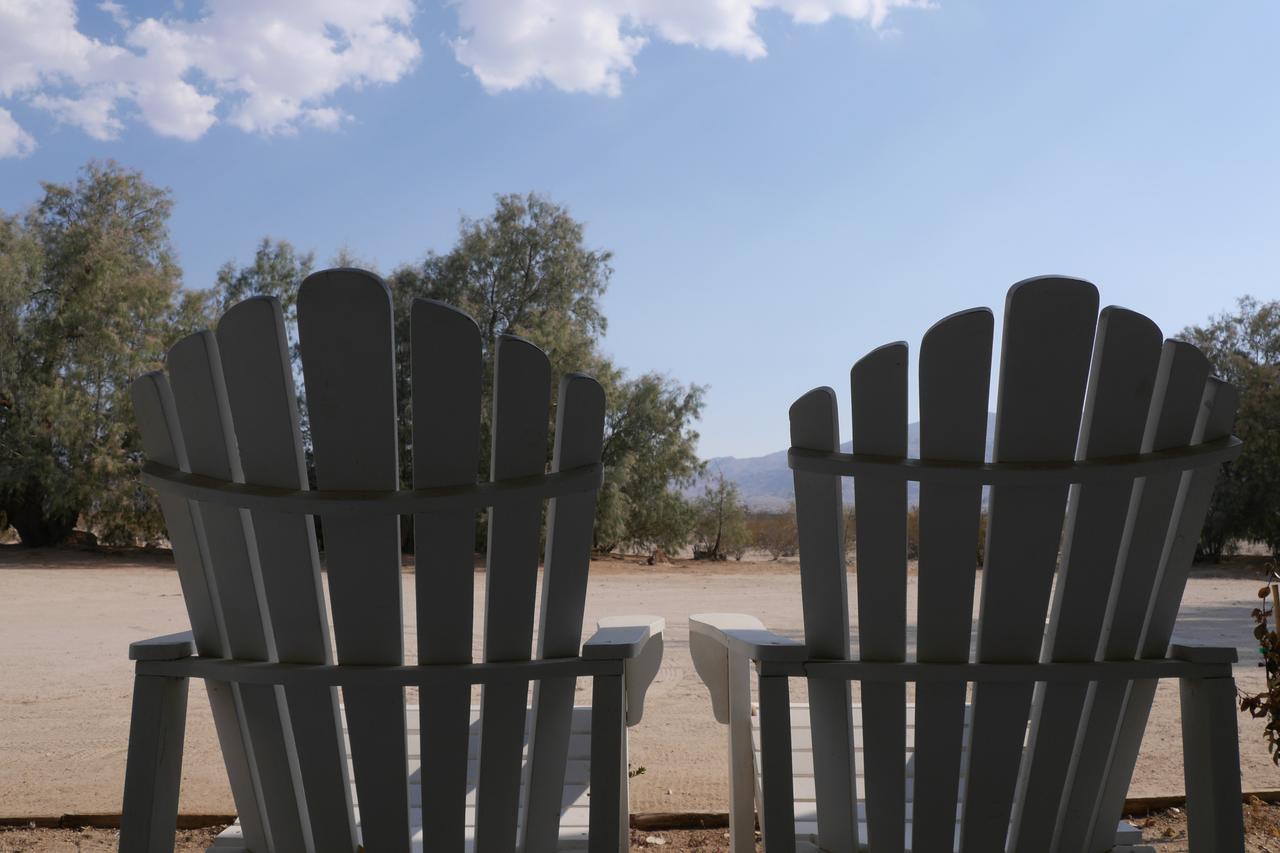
(689, 413), (997, 511)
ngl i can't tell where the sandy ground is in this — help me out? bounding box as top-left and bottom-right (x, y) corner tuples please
(7, 804), (1280, 850)
(7, 807), (1280, 852)
(1, 546), (1279, 823)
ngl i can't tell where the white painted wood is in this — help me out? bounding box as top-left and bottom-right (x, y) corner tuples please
(120, 674), (188, 852)
(745, 703), (1145, 853)
(758, 675), (797, 853)
(788, 388), (859, 852)
(1011, 306), (1162, 852)
(168, 330), (312, 852)
(411, 298), (483, 852)
(785, 437), (1240, 486)
(129, 631), (195, 661)
(218, 295), (358, 853)
(214, 704), (602, 851)
(588, 674), (626, 853)
(134, 281), (639, 852)
(129, 372), (269, 851)
(475, 335), (551, 853)
(298, 269), (410, 851)
(960, 276), (1099, 852)
(688, 280), (1241, 853)
(851, 341), (908, 853)
(525, 374), (607, 853)
(1180, 675), (1246, 850)
(687, 613), (758, 853)
(913, 307), (991, 853)
(1055, 340), (1211, 853)
(1085, 377), (1243, 852)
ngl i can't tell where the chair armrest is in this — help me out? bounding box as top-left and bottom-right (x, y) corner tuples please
(689, 613), (805, 725)
(689, 613), (805, 662)
(582, 615), (665, 660)
(129, 631), (195, 662)
(584, 615), (665, 726)
(1168, 640), (1238, 665)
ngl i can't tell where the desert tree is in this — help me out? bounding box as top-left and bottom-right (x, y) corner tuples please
(693, 473), (749, 560)
(748, 506), (799, 560)
(388, 193), (704, 553)
(1182, 297), (1280, 558)
(0, 161), (184, 545)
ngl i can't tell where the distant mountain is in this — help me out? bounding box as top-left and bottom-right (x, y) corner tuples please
(689, 413), (997, 511)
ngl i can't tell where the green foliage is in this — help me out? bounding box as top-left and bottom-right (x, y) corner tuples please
(747, 507), (799, 560)
(595, 372), (704, 554)
(389, 193), (703, 553)
(0, 161), (182, 545)
(692, 473), (749, 560)
(1182, 297), (1280, 558)
(210, 237), (314, 321)
(389, 192), (610, 480)
(1240, 574), (1280, 765)
(0, 174), (705, 553)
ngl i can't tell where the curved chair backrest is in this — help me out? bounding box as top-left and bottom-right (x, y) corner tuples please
(129, 269), (608, 852)
(787, 276), (1241, 851)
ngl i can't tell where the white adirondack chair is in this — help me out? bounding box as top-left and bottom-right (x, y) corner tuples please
(690, 276), (1246, 852)
(119, 268), (664, 852)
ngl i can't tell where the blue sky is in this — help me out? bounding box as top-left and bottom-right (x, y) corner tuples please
(1, 1), (1277, 458)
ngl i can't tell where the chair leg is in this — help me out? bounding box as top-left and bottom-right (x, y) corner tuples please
(120, 673), (189, 853)
(589, 671), (626, 853)
(726, 654), (757, 853)
(1179, 675), (1245, 852)
(758, 673), (796, 853)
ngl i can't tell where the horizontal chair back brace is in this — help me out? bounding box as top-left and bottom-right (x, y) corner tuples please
(120, 271), (662, 853)
(139, 459), (605, 515)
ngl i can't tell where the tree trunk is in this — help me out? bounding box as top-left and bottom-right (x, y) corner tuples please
(1, 481), (79, 547)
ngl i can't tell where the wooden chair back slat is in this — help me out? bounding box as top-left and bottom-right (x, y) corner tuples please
(1104, 342), (1212, 660)
(1053, 339), (1212, 853)
(959, 276), (1099, 851)
(298, 269), (410, 851)
(1009, 306), (1162, 851)
(1085, 378), (1240, 851)
(788, 388), (859, 851)
(218, 296), (358, 852)
(911, 308), (992, 853)
(523, 374), (607, 852)
(130, 373), (270, 850)
(850, 341), (909, 852)
(166, 331), (311, 851)
(411, 299), (483, 851)
(474, 335), (551, 853)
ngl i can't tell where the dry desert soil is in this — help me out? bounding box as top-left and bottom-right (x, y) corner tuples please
(2, 546), (1279, 850)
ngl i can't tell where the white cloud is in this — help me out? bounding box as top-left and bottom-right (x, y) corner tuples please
(0, 0), (929, 157)
(450, 0), (930, 95)
(0, 0), (420, 155)
(0, 107), (37, 157)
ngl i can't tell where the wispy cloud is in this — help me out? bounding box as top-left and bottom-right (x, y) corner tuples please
(0, 107), (37, 158)
(450, 0), (931, 96)
(0, 0), (929, 157)
(0, 0), (421, 155)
